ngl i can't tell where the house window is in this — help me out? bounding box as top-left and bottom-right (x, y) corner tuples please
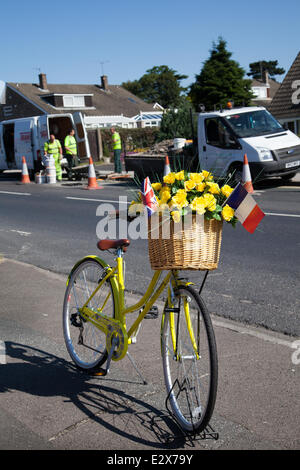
(252, 87), (267, 99)
(63, 95), (85, 107)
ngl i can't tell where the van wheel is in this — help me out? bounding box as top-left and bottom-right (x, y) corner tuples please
(227, 164), (243, 186)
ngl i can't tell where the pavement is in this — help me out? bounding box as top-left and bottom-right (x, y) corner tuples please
(0, 257), (299, 451)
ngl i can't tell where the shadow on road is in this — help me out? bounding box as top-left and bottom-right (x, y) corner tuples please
(0, 341), (206, 449)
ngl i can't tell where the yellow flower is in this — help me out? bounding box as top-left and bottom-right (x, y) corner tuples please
(189, 197), (206, 214)
(184, 179), (196, 191)
(189, 172), (204, 184)
(203, 193), (216, 211)
(128, 202), (144, 216)
(171, 211), (181, 223)
(202, 170), (213, 181)
(171, 189), (188, 209)
(222, 204), (235, 222)
(221, 185), (234, 198)
(175, 170), (185, 181)
(159, 188), (171, 203)
(152, 182), (162, 192)
(206, 182), (220, 194)
(195, 182), (206, 192)
(163, 172), (176, 184)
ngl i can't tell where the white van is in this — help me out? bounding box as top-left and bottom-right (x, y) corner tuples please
(197, 106), (300, 183)
(0, 112), (90, 176)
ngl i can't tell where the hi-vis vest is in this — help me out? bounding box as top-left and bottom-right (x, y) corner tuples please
(112, 132), (121, 150)
(64, 135), (77, 155)
(44, 139), (61, 156)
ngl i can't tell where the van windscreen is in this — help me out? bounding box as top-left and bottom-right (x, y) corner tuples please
(225, 110), (284, 138)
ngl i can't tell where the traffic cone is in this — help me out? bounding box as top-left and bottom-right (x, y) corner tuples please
(85, 157), (103, 190)
(242, 154), (254, 193)
(163, 155), (171, 176)
(20, 156), (31, 184)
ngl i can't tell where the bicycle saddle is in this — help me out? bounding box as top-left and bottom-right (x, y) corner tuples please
(97, 239), (130, 252)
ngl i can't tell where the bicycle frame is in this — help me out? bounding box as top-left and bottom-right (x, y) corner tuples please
(68, 253), (172, 348)
(67, 251), (197, 362)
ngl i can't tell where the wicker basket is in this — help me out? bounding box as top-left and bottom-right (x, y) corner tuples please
(148, 214), (223, 271)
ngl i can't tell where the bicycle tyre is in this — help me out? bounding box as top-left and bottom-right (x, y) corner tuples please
(63, 258), (116, 372)
(161, 284), (218, 433)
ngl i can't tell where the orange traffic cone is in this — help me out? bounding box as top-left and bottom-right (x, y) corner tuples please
(163, 155), (171, 177)
(85, 157), (103, 190)
(20, 156), (31, 184)
(242, 154), (254, 193)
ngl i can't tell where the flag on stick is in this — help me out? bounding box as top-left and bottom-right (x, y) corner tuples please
(226, 183), (265, 233)
(140, 177), (158, 216)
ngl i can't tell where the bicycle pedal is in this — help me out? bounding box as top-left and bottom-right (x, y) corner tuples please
(144, 305), (158, 319)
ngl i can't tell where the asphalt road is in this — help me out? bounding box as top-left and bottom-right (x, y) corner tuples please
(0, 172), (299, 336)
(0, 171), (299, 452)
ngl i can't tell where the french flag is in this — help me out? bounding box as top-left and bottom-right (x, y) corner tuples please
(141, 177), (158, 216)
(226, 183), (265, 233)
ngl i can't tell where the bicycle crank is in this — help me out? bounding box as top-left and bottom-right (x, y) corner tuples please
(80, 307), (128, 361)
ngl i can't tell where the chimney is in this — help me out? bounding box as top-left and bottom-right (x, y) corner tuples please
(101, 75), (108, 91)
(39, 73), (48, 90)
(263, 70), (270, 98)
(263, 69), (269, 86)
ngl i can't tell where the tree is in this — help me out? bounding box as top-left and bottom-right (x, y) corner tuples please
(247, 60), (285, 80)
(122, 65), (188, 108)
(157, 98), (196, 141)
(189, 38), (254, 111)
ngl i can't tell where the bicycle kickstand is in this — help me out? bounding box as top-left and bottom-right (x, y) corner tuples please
(91, 336), (119, 377)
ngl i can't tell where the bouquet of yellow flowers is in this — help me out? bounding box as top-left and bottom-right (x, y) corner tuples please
(129, 169), (237, 227)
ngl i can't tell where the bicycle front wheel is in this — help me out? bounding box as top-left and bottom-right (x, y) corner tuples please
(161, 285), (218, 433)
(63, 258), (116, 372)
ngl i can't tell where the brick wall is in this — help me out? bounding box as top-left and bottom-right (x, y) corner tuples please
(0, 87), (45, 121)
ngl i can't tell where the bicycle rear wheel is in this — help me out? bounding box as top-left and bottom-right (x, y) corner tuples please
(63, 258), (115, 372)
(161, 285), (218, 433)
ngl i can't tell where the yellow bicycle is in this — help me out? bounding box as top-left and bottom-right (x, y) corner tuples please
(63, 236), (218, 434)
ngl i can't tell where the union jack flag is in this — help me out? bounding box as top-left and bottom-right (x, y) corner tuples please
(140, 177), (158, 216)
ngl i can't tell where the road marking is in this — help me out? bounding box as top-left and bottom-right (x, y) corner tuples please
(66, 196), (130, 205)
(265, 212), (300, 218)
(0, 341), (6, 364)
(0, 190), (31, 196)
(10, 230), (31, 237)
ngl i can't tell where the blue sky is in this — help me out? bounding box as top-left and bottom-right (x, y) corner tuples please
(1, 0), (299, 88)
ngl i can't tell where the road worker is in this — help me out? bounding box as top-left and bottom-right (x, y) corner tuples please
(64, 129), (78, 180)
(44, 134), (63, 181)
(110, 127), (122, 173)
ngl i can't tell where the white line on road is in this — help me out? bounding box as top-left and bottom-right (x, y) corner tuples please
(66, 196), (130, 204)
(0, 190), (31, 196)
(265, 212), (300, 218)
(66, 198), (300, 217)
(0, 341), (6, 364)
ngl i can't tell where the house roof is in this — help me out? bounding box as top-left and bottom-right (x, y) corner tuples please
(7, 81), (156, 118)
(269, 51), (300, 119)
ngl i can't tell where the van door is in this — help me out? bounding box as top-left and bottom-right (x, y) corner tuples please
(203, 117), (241, 177)
(73, 112), (90, 159)
(14, 120), (34, 169)
(37, 115), (49, 153)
